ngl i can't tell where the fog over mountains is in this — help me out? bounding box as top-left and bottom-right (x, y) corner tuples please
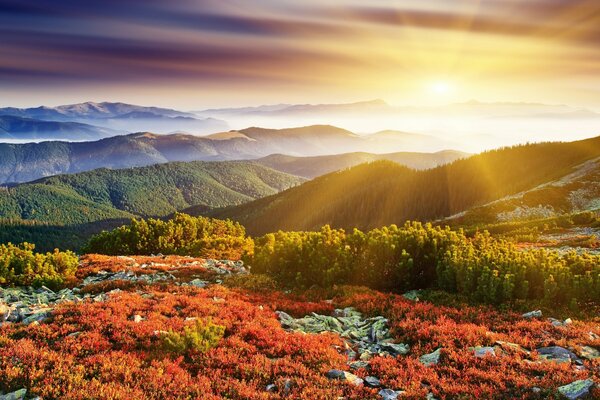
(0, 128), (468, 184)
(1, 100), (599, 153)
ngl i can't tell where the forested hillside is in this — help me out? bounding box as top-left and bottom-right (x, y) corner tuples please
(0, 161), (304, 226)
(255, 150), (467, 178)
(214, 136), (600, 234)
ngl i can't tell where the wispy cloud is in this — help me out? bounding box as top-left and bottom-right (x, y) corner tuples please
(0, 0), (599, 107)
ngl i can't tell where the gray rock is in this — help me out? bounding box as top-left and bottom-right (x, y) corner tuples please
(21, 309), (51, 325)
(380, 342), (410, 356)
(402, 290), (422, 302)
(187, 279), (208, 288)
(325, 369), (363, 386)
(0, 303), (10, 320)
(557, 379), (594, 400)
(549, 318), (573, 327)
(522, 310), (542, 319)
(537, 346), (581, 364)
(265, 384), (277, 392)
(579, 346), (600, 360)
(379, 388), (403, 400)
(0, 388), (27, 400)
(349, 361), (369, 370)
(472, 346), (495, 358)
(364, 376), (381, 388)
(130, 314), (144, 323)
(420, 348), (442, 366)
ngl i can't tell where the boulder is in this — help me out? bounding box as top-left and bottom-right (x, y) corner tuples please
(579, 346), (600, 360)
(0, 389), (27, 400)
(549, 318), (573, 327)
(537, 346), (581, 365)
(130, 314), (144, 323)
(364, 376), (381, 388)
(402, 290), (422, 302)
(265, 383), (276, 392)
(494, 340), (530, 356)
(21, 309), (52, 325)
(380, 343), (410, 356)
(349, 361), (369, 370)
(522, 310), (542, 319)
(187, 279), (208, 288)
(379, 388), (404, 400)
(472, 346), (495, 358)
(557, 379), (594, 400)
(420, 348), (442, 366)
(0, 303), (10, 320)
(325, 369), (363, 386)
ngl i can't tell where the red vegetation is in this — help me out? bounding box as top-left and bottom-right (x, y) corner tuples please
(0, 255), (598, 399)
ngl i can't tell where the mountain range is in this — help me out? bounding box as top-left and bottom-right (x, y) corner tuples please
(0, 102), (228, 136)
(0, 127), (465, 184)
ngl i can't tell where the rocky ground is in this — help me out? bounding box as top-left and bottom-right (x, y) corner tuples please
(0, 255), (598, 399)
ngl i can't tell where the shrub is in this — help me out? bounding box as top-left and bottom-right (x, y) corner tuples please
(251, 223), (600, 305)
(160, 319), (225, 355)
(223, 274), (278, 292)
(84, 213), (254, 260)
(0, 242), (78, 289)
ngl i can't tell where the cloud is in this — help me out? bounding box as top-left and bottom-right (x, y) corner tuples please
(0, 0), (599, 107)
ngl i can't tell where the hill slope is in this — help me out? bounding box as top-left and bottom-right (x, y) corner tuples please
(255, 150), (468, 178)
(213, 136), (600, 234)
(447, 156), (600, 226)
(0, 161), (305, 225)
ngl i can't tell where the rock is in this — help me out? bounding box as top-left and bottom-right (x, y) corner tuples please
(494, 341), (530, 356)
(420, 348), (442, 366)
(282, 379), (293, 395)
(130, 314), (144, 323)
(265, 384), (277, 392)
(0, 388), (27, 400)
(0, 303), (10, 320)
(402, 290), (422, 302)
(379, 388), (403, 400)
(522, 310), (542, 319)
(472, 346), (495, 358)
(549, 318), (573, 327)
(364, 376), (381, 388)
(579, 346), (600, 360)
(380, 343), (410, 356)
(426, 393), (438, 400)
(187, 279), (208, 288)
(537, 346), (581, 364)
(325, 369), (363, 386)
(21, 309), (51, 325)
(349, 361), (369, 370)
(333, 307), (362, 318)
(557, 379), (594, 400)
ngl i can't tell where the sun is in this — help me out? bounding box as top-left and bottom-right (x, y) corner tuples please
(429, 81), (453, 95)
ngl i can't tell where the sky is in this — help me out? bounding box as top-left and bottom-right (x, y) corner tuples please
(1, 0), (599, 110)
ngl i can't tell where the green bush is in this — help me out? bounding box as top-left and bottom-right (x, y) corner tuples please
(160, 319), (225, 355)
(251, 222), (600, 305)
(0, 242), (79, 289)
(223, 273), (278, 292)
(84, 213), (254, 260)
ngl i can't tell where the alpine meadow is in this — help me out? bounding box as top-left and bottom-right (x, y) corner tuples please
(0, 1), (599, 399)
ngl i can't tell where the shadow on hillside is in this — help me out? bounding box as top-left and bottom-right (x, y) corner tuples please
(0, 218), (131, 253)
